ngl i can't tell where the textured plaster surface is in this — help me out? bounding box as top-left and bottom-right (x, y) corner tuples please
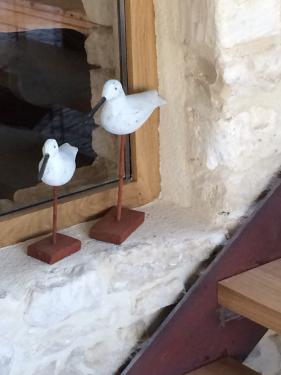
(0, 201), (226, 375)
(155, 0), (281, 225)
(154, 0), (281, 372)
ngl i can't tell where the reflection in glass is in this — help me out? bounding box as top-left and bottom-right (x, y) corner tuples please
(0, 0), (127, 216)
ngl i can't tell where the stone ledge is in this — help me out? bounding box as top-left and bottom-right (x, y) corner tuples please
(0, 201), (226, 375)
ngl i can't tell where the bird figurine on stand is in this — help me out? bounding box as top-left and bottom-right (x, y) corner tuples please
(89, 80), (166, 245)
(27, 139), (81, 264)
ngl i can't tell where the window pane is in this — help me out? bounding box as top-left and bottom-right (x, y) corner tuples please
(0, 0), (129, 216)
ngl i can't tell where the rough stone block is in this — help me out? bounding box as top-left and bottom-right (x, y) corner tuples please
(0, 202), (226, 374)
(207, 107), (281, 172)
(81, 0), (113, 26)
(217, 0), (281, 48)
(222, 45), (281, 90)
(85, 28), (115, 69)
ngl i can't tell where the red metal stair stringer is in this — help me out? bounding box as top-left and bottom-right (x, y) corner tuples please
(122, 179), (281, 375)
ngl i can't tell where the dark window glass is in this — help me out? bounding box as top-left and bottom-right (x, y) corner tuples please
(0, 0), (129, 216)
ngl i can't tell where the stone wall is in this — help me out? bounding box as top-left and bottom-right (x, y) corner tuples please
(156, 0), (281, 225)
(2, 1), (281, 374)
(0, 202), (226, 375)
(154, 1), (281, 373)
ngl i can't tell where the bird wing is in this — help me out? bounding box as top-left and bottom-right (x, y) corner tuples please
(112, 92), (158, 120)
(118, 102), (151, 125)
(127, 90), (166, 109)
(59, 143), (78, 159)
(100, 92), (165, 135)
(101, 98), (145, 123)
(120, 91), (163, 125)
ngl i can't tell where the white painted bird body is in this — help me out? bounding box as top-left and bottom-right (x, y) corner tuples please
(39, 139), (78, 187)
(99, 80), (166, 135)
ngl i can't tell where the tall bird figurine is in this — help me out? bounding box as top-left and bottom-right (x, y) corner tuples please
(27, 139), (81, 264)
(89, 80), (166, 245)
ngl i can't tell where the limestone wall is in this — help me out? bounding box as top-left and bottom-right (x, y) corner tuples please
(155, 1), (281, 372)
(2, 2), (281, 374)
(0, 202), (225, 375)
(155, 0), (281, 225)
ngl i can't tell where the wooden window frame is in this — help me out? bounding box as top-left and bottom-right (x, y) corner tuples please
(0, 0), (160, 247)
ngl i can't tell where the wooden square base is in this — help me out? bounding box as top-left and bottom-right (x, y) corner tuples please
(90, 207), (145, 245)
(27, 233), (81, 265)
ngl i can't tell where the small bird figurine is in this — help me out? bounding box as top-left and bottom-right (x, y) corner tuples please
(89, 80), (167, 245)
(39, 139), (78, 186)
(89, 79), (166, 135)
(27, 139), (81, 264)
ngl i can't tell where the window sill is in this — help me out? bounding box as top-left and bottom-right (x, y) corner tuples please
(0, 200), (226, 374)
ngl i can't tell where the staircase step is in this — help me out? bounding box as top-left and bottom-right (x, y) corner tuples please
(218, 259), (281, 333)
(188, 358), (259, 374)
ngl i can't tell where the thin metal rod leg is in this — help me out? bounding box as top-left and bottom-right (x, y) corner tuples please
(52, 186), (58, 245)
(117, 135), (126, 222)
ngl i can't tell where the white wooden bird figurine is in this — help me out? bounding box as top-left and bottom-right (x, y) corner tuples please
(90, 80), (166, 135)
(39, 139), (78, 186)
(88, 80), (166, 242)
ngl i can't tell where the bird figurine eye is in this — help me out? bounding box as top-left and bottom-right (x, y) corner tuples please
(115, 87), (117, 91)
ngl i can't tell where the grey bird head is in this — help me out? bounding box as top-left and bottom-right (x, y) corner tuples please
(102, 80), (125, 100)
(84, 80), (125, 127)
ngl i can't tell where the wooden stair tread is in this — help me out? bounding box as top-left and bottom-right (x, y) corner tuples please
(219, 258), (281, 333)
(187, 358), (259, 375)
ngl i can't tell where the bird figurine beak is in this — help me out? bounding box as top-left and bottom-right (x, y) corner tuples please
(87, 97), (106, 122)
(38, 154), (50, 181)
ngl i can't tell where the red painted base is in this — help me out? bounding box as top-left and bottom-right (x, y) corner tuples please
(27, 233), (81, 265)
(90, 207), (145, 245)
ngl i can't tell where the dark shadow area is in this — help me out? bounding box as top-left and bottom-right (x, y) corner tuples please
(0, 28), (97, 199)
